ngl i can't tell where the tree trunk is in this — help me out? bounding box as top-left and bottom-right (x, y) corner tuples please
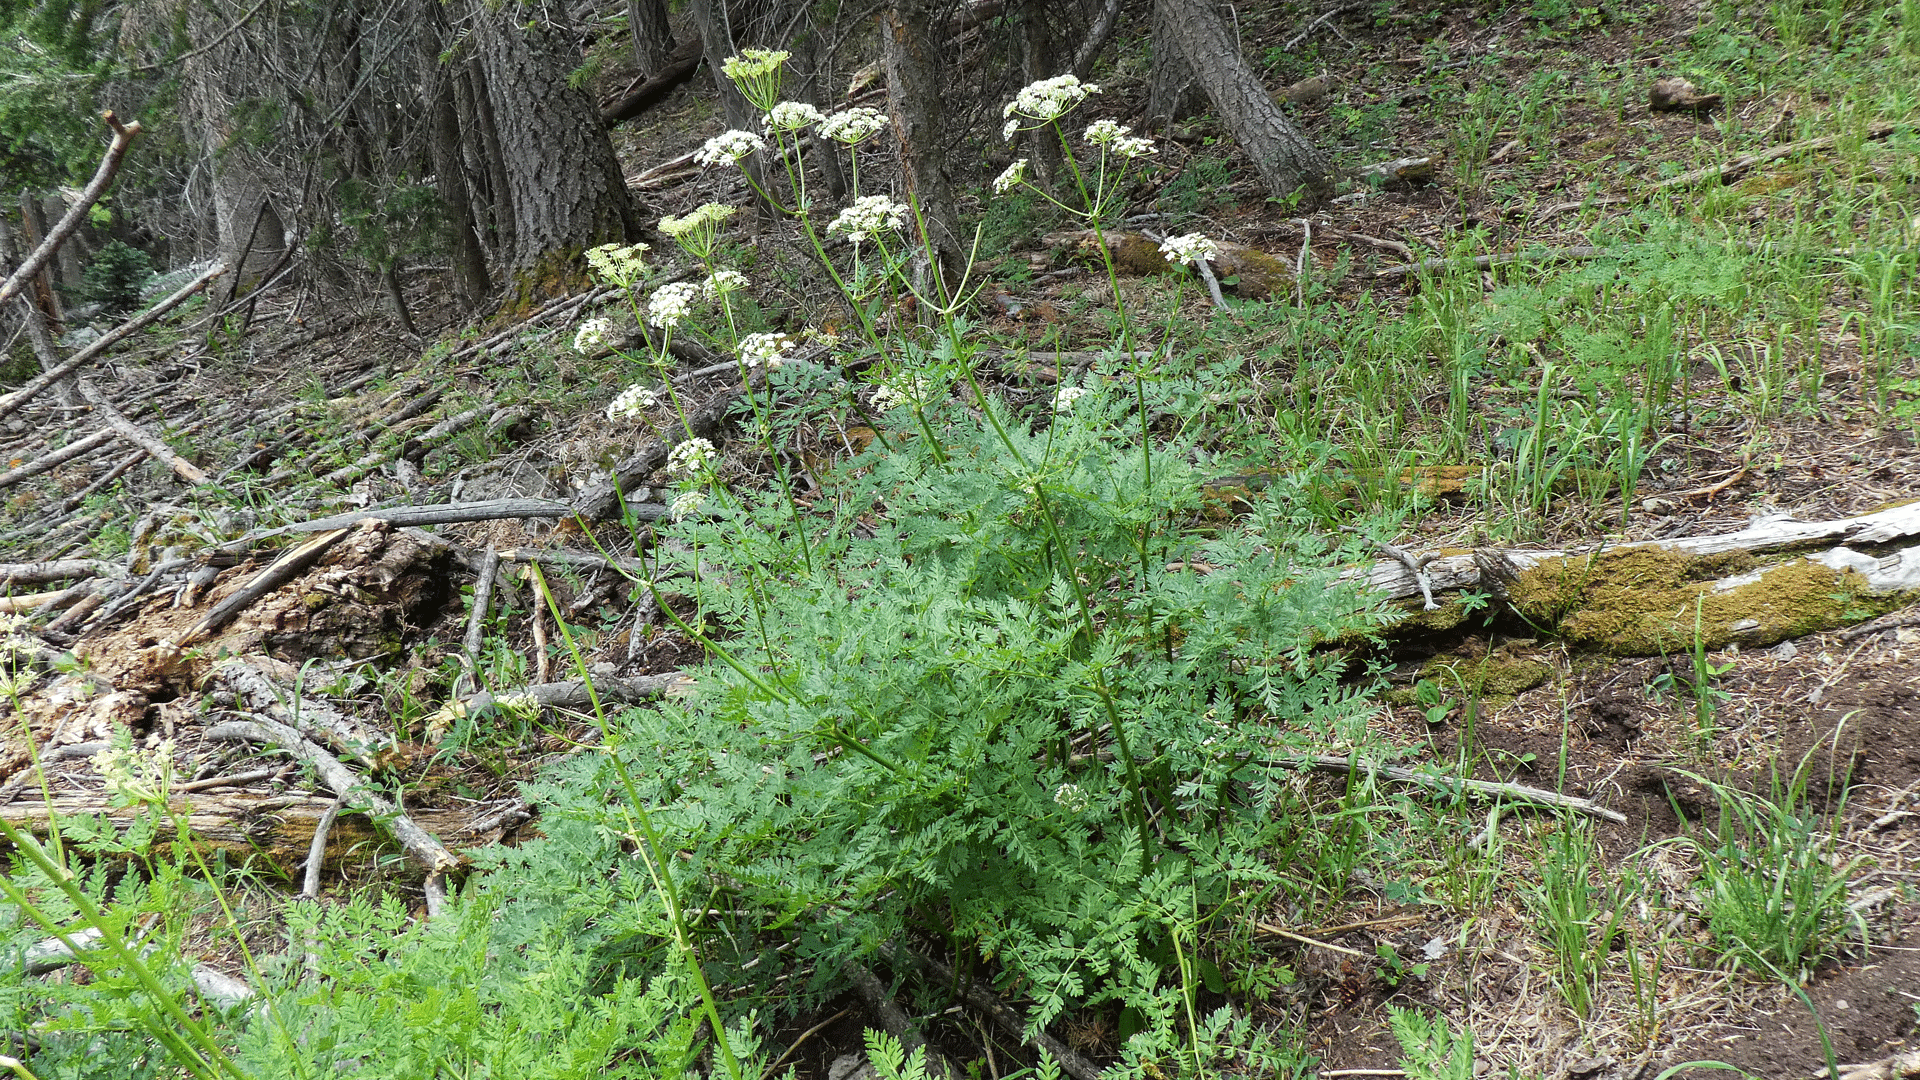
(1146, 0), (1203, 133)
(881, 0), (965, 287)
(789, 27), (848, 207)
(470, 1), (634, 277)
(688, 0), (777, 212)
(420, 10), (492, 307)
(1154, 0), (1331, 199)
(627, 0), (678, 76)
(455, 59), (513, 264)
(1018, 0), (1065, 186)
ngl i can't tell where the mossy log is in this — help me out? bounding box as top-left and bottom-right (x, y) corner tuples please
(1356, 502), (1920, 654)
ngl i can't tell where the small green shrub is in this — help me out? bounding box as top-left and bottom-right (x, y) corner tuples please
(78, 239), (154, 315)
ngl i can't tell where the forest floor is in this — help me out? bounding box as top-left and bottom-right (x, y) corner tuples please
(3, 0), (1919, 1077)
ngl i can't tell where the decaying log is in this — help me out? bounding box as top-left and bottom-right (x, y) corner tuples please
(0, 585), (89, 614)
(75, 380), (209, 485)
(218, 659), (390, 766)
(602, 35), (704, 127)
(0, 559), (120, 589)
(1354, 501), (1920, 652)
(0, 112), (141, 310)
(182, 528), (353, 645)
(206, 716), (458, 873)
(0, 790), (469, 875)
(0, 430), (118, 492)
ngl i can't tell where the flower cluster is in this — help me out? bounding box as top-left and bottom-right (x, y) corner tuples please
(1084, 119), (1156, 159)
(695, 129), (767, 167)
(765, 100), (825, 132)
(606, 383), (659, 421)
(573, 317), (613, 356)
(492, 693), (543, 724)
(702, 269), (750, 299)
(992, 159), (1028, 195)
(585, 242), (650, 287)
(829, 195), (908, 244)
(738, 332), (796, 369)
(1053, 385), (1089, 414)
(97, 736), (174, 804)
(1053, 783), (1091, 813)
(1003, 74), (1100, 137)
(666, 437), (718, 478)
(1158, 233), (1220, 267)
(721, 48), (790, 109)
(870, 375), (929, 413)
(819, 107), (887, 145)
(647, 282), (701, 329)
(661, 203), (736, 260)
(669, 489), (707, 522)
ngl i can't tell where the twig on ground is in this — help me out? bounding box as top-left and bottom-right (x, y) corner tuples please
(76, 380), (209, 485)
(888, 945), (1103, 1080)
(1253, 922), (1369, 958)
(1283, 2), (1364, 50)
(218, 658), (390, 767)
(1649, 121), (1896, 192)
(0, 430), (118, 492)
(844, 962), (965, 1080)
(1289, 752), (1628, 824)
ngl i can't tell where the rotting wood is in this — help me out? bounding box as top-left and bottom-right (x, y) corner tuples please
(206, 715), (458, 873)
(181, 527), (354, 645)
(0, 263), (226, 424)
(0, 559), (119, 589)
(0, 430), (118, 492)
(75, 381), (209, 485)
(0, 585), (89, 614)
(0, 112), (142, 310)
(218, 659), (391, 767)
(1288, 753), (1628, 824)
(1648, 121), (1896, 192)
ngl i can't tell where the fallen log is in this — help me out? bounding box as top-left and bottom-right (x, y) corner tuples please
(0, 429), (118, 492)
(1351, 501), (1920, 653)
(602, 36), (704, 127)
(181, 528), (353, 644)
(1648, 120), (1896, 192)
(75, 380), (209, 485)
(218, 658), (390, 766)
(0, 558), (120, 589)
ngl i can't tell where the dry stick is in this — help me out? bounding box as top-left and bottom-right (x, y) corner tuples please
(1253, 922), (1369, 958)
(315, 402), (490, 488)
(529, 590), (552, 685)
(180, 527), (353, 645)
(0, 112), (142, 309)
(0, 586), (88, 614)
(0, 559), (117, 589)
(844, 963), (965, 1080)
(1648, 121), (1896, 192)
(763, 1008), (852, 1080)
(75, 380), (209, 485)
(176, 767), (284, 794)
(1290, 753), (1628, 824)
(82, 557), (191, 632)
(462, 544), (500, 662)
(206, 716), (458, 875)
(1283, 1), (1365, 49)
(1374, 244), (1608, 281)
(451, 673), (694, 716)
(1293, 217), (1312, 306)
(300, 799), (341, 900)
(219, 659), (390, 768)
(0, 430), (118, 491)
(224, 499), (655, 551)
(889, 945), (1103, 1080)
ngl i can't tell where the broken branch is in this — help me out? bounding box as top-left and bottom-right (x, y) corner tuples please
(0, 112), (143, 309)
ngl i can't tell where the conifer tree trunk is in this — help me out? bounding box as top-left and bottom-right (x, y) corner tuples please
(628, 0), (678, 76)
(881, 0), (964, 285)
(470, 1), (635, 276)
(1154, 0), (1331, 198)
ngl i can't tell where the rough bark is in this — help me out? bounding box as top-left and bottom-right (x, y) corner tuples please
(1146, 0), (1203, 132)
(881, 0), (966, 286)
(1155, 0), (1331, 198)
(419, 10), (491, 307)
(627, 0), (679, 75)
(1018, 0), (1066, 185)
(470, 1), (634, 275)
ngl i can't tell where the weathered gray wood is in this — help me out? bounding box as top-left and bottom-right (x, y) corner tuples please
(0, 430), (118, 491)
(0, 113), (141, 309)
(217, 659), (391, 766)
(182, 528), (353, 644)
(75, 381), (209, 485)
(0, 559), (120, 588)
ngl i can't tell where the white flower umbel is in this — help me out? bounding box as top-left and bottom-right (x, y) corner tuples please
(721, 48), (790, 110)
(585, 243), (650, 288)
(96, 736), (175, 805)
(829, 194), (908, 245)
(993, 159), (1029, 195)
(1111, 135), (1156, 159)
(1084, 120), (1157, 160)
(695, 129), (767, 167)
(606, 383), (659, 421)
(573, 317), (613, 355)
(1053, 783), (1091, 813)
(1083, 119), (1127, 145)
(660, 203), (737, 260)
(1004, 74), (1100, 125)
(669, 489), (707, 522)
(765, 100), (825, 132)
(869, 374), (929, 413)
(647, 282), (700, 329)
(738, 332), (796, 369)
(1158, 232), (1220, 267)
(1053, 385), (1089, 414)
(701, 269), (750, 300)
(819, 106), (888, 145)
(666, 437), (718, 478)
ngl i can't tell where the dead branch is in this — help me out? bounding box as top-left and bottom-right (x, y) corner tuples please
(0, 263), (226, 424)
(315, 403), (492, 488)
(0, 558), (119, 589)
(75, 380), (209, 485)
(1648, 121), (1896, 192)
(602, 35), (704, 127)
(0, 112), (142, 309)
(181, 527), (354, 644)
(301, 799), (342, 899)
(844, 962), (965, 1080)
(222, 499), (664, 552)
(218, 658), (391, 767)
(1374, 245), (1607, 281)
(1069, 0), (1125, 77)
(462, 544), (500, 661)
(1289, 753), (1628, 824)
(206, 715), (458, 873)
(0, 430), (118, 492)
(886, 944), (1103, 1080)
(0, 585), (90, 614)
